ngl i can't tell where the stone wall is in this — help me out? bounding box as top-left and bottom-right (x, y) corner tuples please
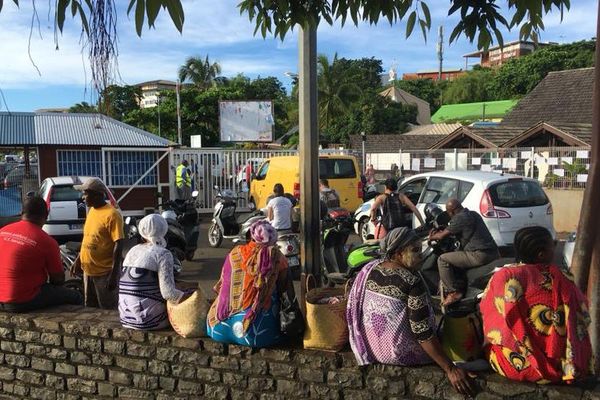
(0, 306), (598, 400)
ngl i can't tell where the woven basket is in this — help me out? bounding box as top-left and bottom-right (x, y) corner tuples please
(167, 287), (209, 338)
(303, 276), (349, 351)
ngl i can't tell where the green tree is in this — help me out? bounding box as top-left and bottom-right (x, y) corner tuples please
(99, 85), (142, 120)
(333, 57), (384, 92)
(443, 67), (496, 104)
(178, 56), (222, 89)
(394, 78), (444, 113)
(68, 101), (97, 113)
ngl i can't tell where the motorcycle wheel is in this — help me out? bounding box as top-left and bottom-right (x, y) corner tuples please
(208, 223), (223, 248)
(359, 219), (372, 242)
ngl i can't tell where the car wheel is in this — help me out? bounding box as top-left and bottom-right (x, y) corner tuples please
(359, 218), (372, 242)
(208, 223), (223, 248)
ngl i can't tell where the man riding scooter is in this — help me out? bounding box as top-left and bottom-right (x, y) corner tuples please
(429, 198), (499, 306)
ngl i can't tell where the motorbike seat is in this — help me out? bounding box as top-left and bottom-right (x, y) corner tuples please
(464, 257), (513, 289)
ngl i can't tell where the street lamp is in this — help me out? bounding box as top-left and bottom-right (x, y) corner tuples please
(361, 131), (366, 171)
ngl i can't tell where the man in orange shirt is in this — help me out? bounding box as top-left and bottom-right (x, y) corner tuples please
(71, 178), (124, 309)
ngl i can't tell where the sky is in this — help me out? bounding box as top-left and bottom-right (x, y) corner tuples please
(0, 0), (597, 112)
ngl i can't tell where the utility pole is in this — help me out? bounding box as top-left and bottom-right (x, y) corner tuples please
(176, 80), (182, 145)
(298, 25), (320, 305)
(437, 26), (444, 81)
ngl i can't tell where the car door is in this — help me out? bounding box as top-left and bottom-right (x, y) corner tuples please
(398, 177), (429, 228)
(47, 185), (86, 228)
(251, 161), (270, 208)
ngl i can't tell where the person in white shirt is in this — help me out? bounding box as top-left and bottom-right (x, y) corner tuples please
(267, 183), (293, 231)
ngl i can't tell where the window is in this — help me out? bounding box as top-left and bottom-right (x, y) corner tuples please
(399, 178), (427, 205)
(489, 180), (548, 208)
(319, 159), (356, 179)
(108, 151), (157, 186)
(422, 177), (460, 204)
(57, 150), (102, 177)
(255, 161), (270, 180)
(458, 181), (475, 202)
(50, 186), (82, 202)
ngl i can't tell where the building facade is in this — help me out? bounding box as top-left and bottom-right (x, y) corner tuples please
(463, 40), (555, 68)
(134, 80), (177, 108)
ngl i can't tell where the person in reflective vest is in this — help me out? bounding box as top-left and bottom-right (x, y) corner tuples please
(176, 160), (192, 200)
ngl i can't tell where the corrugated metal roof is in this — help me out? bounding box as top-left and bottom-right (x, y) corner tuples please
(407, 123), (462, 136)
(0, 112), (36, 145)
(0, 112), (172, 147)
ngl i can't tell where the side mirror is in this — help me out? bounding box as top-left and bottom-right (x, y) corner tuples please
(26, 191), (35, 198)
(192, 190), (199, 198)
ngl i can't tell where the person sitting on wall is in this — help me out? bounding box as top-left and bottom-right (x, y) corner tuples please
(206, 220), (291, 348)
(480, 226), (593, 384)
(0, 196), (83, 312)
(347, 227), (473, 396)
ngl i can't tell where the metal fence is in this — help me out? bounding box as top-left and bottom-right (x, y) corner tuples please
(367, 146), (590, 189)
(0, 148), (40, 217)
(171, 148), (360, 212)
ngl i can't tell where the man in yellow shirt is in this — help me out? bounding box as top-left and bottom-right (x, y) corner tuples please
(71, 178), (124, 309)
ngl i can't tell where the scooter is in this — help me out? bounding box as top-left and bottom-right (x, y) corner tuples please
(319, 208), (356, 285)
(208, 186), (266, 248)
(59, 242), (84, 295)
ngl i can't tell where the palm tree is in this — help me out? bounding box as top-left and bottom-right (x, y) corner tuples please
(317, 54), (361, 130)
(178, 55), (222, 89)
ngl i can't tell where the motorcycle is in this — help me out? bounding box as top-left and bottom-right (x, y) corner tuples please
(319, 208), (356, 285)
(208, 186), (266, 248)
(59, 242), (84, 295)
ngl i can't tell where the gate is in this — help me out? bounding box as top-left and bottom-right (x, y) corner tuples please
(170, 148), (359, 212)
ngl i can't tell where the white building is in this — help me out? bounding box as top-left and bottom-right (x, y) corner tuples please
(134, 80), (177, 108)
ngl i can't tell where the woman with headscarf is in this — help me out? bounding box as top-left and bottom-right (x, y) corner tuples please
(207, 220), (289, 348)
(347, 227), (473, 396)
(118, 214), (185, 330)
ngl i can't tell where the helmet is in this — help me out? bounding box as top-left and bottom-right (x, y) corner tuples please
(424, 203), (443, 223)
(161, 210), (177, 222)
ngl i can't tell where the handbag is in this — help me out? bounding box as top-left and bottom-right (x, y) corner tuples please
(279, 270), (305, 337)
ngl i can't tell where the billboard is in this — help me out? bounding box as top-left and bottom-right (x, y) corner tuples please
(219, 101), (274, 142)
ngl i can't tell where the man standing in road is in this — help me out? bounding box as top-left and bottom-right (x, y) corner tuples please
(71, 178), (124, 309)
(267, 183), (293, 231)
(429, 198), (500, 306)
(319, 178), (341, 209)
(370, 178), (424, 239)
(0, 196), (83, 312)
(176, 159), (192, 200)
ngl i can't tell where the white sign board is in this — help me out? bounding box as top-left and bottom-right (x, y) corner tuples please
(190, 135), (202, 148)
(219, 101), (274, 142)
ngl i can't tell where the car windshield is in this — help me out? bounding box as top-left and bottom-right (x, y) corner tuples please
(50, 186), (83, 202)
(319, 159), (356, 179)
(489, 180), (548, 208)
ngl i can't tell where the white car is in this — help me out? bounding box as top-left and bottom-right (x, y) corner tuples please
(354, 171), (555, 249)
(236, 158), (265, 187)
(36, 176), (119, 242)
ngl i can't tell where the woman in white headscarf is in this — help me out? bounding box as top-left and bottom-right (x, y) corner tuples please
(118, 214), (185, 330)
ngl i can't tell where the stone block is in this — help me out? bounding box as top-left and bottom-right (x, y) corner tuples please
(268, 362), (296, 378)
(276, 379), (309, 396)
(259, 348), (293, 362)
(88, 324), (111, 338)
(172, 336), (201, 350)
(61, 320), (90, 336)
(77, 338), (102, 353)
(171, 364), (197, 379)
(40, 332), (62, 346)
(148, 360), (170, 376)
(546, 386), (584, 400)
(156, 394), (188, 400)
(310, 384), (341, 400)
(474, 393), (503, 400)
(240, 359), (269, 375)
(25, 343), (46, 356)
(413, 380), (437, 399)
(108, 369), (132, 385)
(33, 318), (61, 331)
(132, 374), (159, 390)
(298, 367), (325, 383)
(4, 354), (30, 368)
(259, 394), (287, 400)
(248, 377), (275, 392)
(14, 329), (41, 342)
(46, 374), (66, 390)
(70, 351), (92, 364)
(92, 353), (114, 366)
(0, 366), (15, 381)
(178, 349), (210, 365)
(231, 388), (259, 400)
(67, 377), (97, 394)
(222, 372), (248, 388)
(11, 382), (30, 397)
(112, 328), (146, 342)
(365, 375), (388, 393)
(0, 327), (13, 339)
(156, 346), (180, 362)
(115, 356), (148, 372)
(295, 351), (339, 369)
(126, 342), (156, 358)
(202, 339), (226, 355)
(56, 392), (80, 400)
(197, 366), (222, 383)
(159, 376), (176, 391)
(62, 336), (77, 349)
(16, 369), (45, 385)
(29, 387), (57, 400)
(228, 344), (252, 357)
(342, 390), (375, 400)
(147, 331), (171, 346)
(486, 378), (537, 397)
(211, 355), (240, 370)
(1, 340), (24, 353)
(102, 340), (125, 355)
(338, 352), (359, 369)
(205, 384), (230, 400)
(97, 382), (116, 397)
(10, 315), (33, 329)
(118, 387), (154, 399)
(46, 348), (68, 360)
(77, 365), (106, 380)
(55, 362), (77, 375)
(327, 371), (364, 389)
(177, 379), (204, 395)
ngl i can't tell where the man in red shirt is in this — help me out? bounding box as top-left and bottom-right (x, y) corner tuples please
(0, 196), (83, 312)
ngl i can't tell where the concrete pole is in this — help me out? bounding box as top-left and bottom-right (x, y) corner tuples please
(572, 0), (600, 367)
(298, 26), (321, 299)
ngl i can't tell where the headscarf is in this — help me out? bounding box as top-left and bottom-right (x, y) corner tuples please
(138, 214), (168, 247)
(250, 220), (278, 247)
(380, 227), (417, 260)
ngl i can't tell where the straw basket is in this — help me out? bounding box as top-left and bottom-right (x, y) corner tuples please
(167, 287), (208, 338)
(303, 276), (349, 351)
